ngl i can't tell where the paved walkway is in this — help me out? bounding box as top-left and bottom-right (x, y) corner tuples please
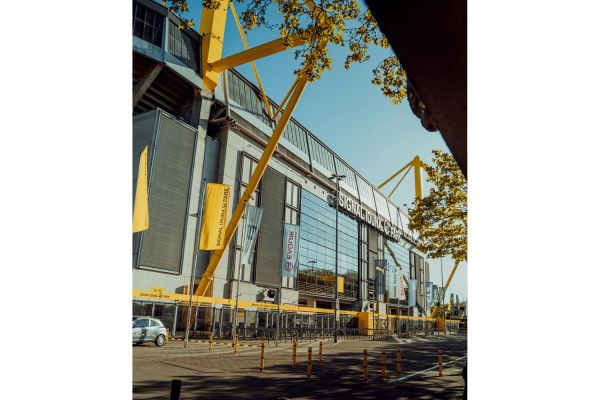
(133, 334), (466, 399)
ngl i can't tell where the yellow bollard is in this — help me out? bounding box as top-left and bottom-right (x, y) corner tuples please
(396, 350), (401, 373)
(381, 351), (386, 381)
(318, 341), (323, 364)
(438, 350), (443, 376)
(165, 329), (170, 345)
(234, 334), (239, 354)
(307, 347), (312, 377)
(363, 348), (368, 383)
(292, 340), (297, 368)
(209, 333), (213, 352)
(259, 338), (266, 372)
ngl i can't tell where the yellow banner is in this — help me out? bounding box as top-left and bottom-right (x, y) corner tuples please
(199, 183), (231, 250)
(132, 146), (149, 233)
(337, 276), (344, 293)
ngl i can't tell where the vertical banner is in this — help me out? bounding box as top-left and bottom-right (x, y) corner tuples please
(281, 224), (300, 278)
(438, 286), (445, 304)
(240, 205), (263, 265)
(408, 279), (417, 307)
(199, 183), (231, 250)
(426, 282), (434, 307)
(387, 265), (400, 299)
(133, 146), (149, 233)
(337, 276), (344, 294)
(433, 284), (439, 304)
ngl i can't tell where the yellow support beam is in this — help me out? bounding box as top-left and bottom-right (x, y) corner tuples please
(387, 164), (412, 198)
(208, 34), (306, 73)
(444, 260), (460, 291)
(195, 0), (330, 297)
(377, 155), (426, 200)
(272, 77), (299, 120)
(377, 159), (413, 191)
(413, 155), (423, 199)
(229, 0), (274, 119)
(195, 53), (320, 297)
(200, 0), (229, 92)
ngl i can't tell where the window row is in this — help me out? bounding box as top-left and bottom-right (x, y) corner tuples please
(227, 71), (270, 126)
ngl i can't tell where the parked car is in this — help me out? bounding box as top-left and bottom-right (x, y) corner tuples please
(132, 317), (167, 346)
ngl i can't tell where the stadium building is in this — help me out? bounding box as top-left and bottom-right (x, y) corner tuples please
(132, 0), (434, 338)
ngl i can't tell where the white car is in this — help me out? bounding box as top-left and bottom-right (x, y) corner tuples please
(132, 317), (167, 346)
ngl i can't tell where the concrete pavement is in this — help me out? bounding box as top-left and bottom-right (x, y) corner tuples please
(133, 334), (466, 399)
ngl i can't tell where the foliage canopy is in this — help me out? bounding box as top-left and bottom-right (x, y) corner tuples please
(408, 150), (467, 264)
(162, 0), (408, 104)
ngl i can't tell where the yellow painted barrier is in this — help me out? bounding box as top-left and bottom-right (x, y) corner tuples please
(318, 341), (323, 364)
(259, 337), (266, 372)
(438, 350), (443, 376)
(292, 340), (297, 368)
(133, 289), (435, 322)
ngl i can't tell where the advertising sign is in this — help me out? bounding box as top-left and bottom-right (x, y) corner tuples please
(408, 279), (417, 307)
(199, 183), (231, 250)
(426, 282), (434, 306)
(281, 224), (300, 278)
(387, 265), (401, 299)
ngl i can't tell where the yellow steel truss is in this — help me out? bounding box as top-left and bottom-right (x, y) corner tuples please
(195, 0), (330, 297)
(377, 155), (426, 200)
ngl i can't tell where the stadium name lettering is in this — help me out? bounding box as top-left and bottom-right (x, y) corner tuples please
(327, 193), (403, 241)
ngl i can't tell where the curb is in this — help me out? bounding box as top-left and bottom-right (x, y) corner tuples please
(169, 338), (260, 348)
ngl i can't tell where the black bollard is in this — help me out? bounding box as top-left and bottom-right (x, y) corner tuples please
(170, 379), (182, 400)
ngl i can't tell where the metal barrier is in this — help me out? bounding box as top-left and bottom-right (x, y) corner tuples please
(133, 301), (450, 341)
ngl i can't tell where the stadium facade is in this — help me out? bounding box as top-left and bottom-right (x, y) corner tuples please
(132, 0), (433, 337)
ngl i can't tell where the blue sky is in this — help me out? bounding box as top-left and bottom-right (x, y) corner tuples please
(181, 0), (466, 301)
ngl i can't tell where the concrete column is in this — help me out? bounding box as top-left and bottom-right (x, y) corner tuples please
(181, 88), (213, 293)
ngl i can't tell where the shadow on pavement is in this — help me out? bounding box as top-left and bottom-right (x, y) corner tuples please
(134, 335), (466, 400)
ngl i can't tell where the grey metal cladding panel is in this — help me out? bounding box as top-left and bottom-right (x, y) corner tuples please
(139, 113), (196, 272)
(133, 110), (159, 265)
(255, 168), (285, 286)
(133, 110), (159, 204)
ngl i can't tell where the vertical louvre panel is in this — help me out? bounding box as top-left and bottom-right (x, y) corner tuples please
(255, 168), (285, 285)
(139, 113), (195, 273)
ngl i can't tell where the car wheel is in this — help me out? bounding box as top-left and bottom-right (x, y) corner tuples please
(155, 334), (166, 347)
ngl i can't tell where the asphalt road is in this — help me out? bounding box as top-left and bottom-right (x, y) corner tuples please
(133, 333), (467, 399)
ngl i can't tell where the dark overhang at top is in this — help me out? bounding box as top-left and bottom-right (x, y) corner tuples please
(365, 0), (467, 178)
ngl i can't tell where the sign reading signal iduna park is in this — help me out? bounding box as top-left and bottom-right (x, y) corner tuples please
(327, 192), (406, 242)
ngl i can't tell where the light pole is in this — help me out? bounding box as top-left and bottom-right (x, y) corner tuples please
(440, 257), (446, 333)
(329, 174), (345, 343)
(184, 179), (207, 348)
(374, 259), (388, 339)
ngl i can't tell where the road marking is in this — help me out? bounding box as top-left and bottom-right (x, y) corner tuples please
(386, 355), (467, 383)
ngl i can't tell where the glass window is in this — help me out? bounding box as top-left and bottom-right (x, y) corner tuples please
(298, 190), (358, 299)
(233, 153), (261, 282)
(168, 21), (200, 72)
(132, 3), (163, 47)
(150, 319), (162, 327)
(134, 318), (150, 328)
(227, 71), (270, 125)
